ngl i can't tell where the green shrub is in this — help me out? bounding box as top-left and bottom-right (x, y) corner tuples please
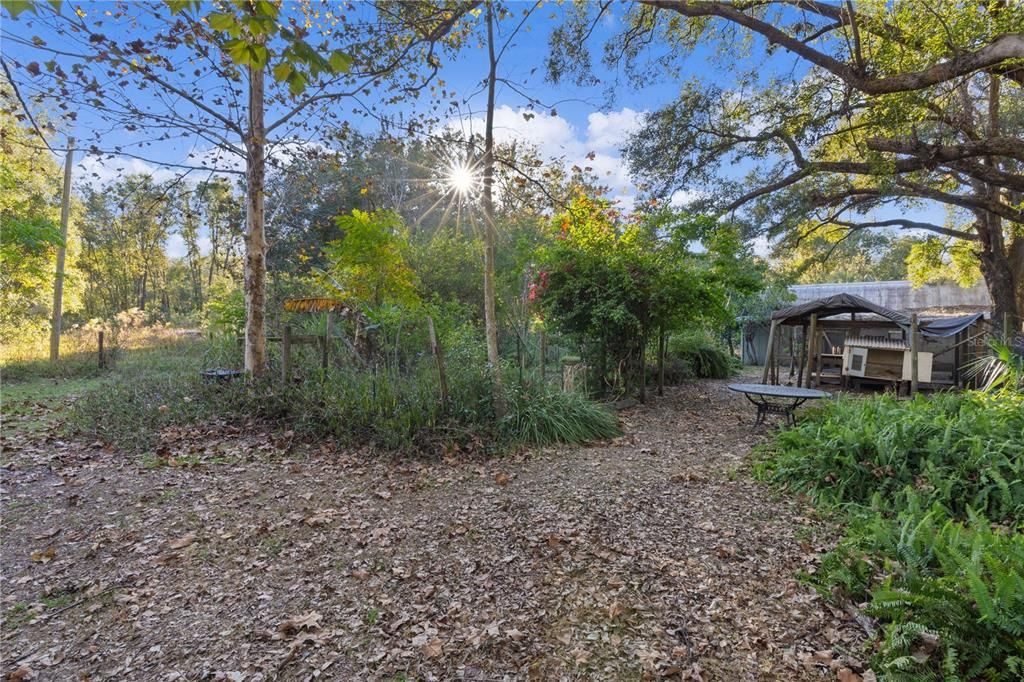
(501, 383), (621, 446)
(758, 390), (1024, 679)
(756, 391), (1024, 522)
(664, 331), (738, 380)
(814, 506), (1024, 681)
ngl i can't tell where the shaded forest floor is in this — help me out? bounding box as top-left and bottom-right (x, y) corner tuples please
(1, 375), (868, 681)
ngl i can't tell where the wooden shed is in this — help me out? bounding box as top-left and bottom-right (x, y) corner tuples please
(762, 294), (985, 393)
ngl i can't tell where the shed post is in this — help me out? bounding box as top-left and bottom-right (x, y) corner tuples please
(787, 326), (796, 381)
(797, 324), (807, 387)
(98, 331), (105, 368)
(761, 319), (778, 384)
(910, 313), (919, 395)
(805, 314), (818, 388)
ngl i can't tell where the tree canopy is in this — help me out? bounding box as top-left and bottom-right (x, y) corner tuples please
(548, 0), (1024, 330)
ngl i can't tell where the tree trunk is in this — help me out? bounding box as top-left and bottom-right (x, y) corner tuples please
(482, 2), (505, 417)
(138, 270), (148, 310)
(978, 245), (1020, 337)
(244, 61), (268, 375)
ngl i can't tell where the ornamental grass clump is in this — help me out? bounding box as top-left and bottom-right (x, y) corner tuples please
(501, 383), (621, 446)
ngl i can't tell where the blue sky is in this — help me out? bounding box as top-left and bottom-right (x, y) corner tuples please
(2, 1), (943, 258)
(3, 2), (743, 192)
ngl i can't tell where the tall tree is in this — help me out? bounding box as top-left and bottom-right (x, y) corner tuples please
(0, 93), (80, 344)
(2, 0), (478, 373)
(551, 1), (1024, 331)
(481, 0), (504, 416)
(79, 175), (173, 315)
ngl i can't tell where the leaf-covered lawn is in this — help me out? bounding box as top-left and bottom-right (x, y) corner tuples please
(1, 378), (865, 681)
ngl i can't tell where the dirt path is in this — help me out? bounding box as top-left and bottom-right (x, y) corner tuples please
(1, 379), (865, 681)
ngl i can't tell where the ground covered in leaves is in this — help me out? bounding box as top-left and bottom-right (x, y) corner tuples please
(2, 377), (868, 681)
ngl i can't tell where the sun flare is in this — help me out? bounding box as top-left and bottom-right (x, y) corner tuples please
(446, 161), (479, 197)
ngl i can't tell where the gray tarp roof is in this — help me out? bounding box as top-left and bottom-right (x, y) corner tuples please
(920, 313), (985, 338)
(771, 294), (984, 339)
(771, 294), (911, 326)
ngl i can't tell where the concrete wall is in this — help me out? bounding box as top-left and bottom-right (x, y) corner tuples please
(789, 280), (991, 312)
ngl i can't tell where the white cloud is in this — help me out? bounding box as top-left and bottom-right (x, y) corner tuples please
(446, 105), (648, 209)
(750, 234), (773, 258)
(75, 154), (180, 190)
(585, 108), (643, 151)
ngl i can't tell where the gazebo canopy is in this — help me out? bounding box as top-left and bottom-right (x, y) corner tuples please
(770, 294), (985, 339)
(771, 293), (911, 326)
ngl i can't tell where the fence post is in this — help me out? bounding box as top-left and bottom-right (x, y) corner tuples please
(321, 311), (332, 370)
(910, 313), (919, 395)
(427, 316), (448, 408)
(539, 330), (547, 384)
(516, 334), (523, 386)
(638, 334), (647, 403)
(98, 330), (105, 368)
(657, 326), (666, 397)
(282, 324), (292, 383)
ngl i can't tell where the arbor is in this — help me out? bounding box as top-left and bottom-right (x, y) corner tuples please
(3, 0), (477, 373)
(534, 193), (757, 396)
(552, 1), (1024, 331)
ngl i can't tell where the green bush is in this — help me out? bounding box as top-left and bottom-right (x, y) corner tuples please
(756, 392), (1024, 522)
(814, 506), (1024, 681)
(663, 331), (738, 380)
(757, 390), (1024, 679)
(502, 383), (621, 446)
(71, 356), (494, 453)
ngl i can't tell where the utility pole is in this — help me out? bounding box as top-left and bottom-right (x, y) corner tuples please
(50, 137), (75, 362)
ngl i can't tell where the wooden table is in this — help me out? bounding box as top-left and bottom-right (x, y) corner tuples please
(727, 383), (832, 426)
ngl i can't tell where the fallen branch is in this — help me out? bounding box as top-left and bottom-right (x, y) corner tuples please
(842, 599), (878, 639)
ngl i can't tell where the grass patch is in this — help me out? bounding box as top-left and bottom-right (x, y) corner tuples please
(67, 333), (619, 455)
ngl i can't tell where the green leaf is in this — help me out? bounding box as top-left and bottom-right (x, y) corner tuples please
(223, 38), (251, 66)
(272, 61), (292, 83)
(207, 12), (236, 31)
(244, 14), (277, 37)
(255, 0), (278, 19)
(248, 44), (269, 70)
(1, 1), (38, 18)
(329, 50), (353, 74)
(287, 71), (307, 96)
(163, 0), (196, 14)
